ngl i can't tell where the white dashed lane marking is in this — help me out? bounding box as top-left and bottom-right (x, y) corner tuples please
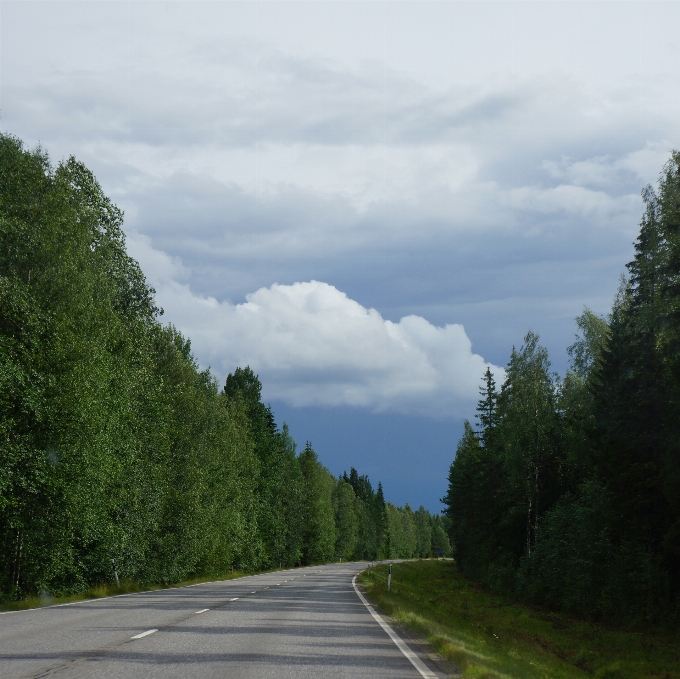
(131, 629), (157, 640)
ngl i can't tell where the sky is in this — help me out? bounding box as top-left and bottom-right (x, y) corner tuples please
(3, 1), (680, 511)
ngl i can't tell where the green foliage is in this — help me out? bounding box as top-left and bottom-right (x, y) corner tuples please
(414, 505), (432, 557)
(382, 501), (446, 559)
(0, 134), (396, 600)
(333, 480), (358, 560)
(430, 516), (451, 557)
(444, 150), (680, 625)
(567, 308), (609, 378)
(299, 443), (337, 564)
(224, 367), (303, 569)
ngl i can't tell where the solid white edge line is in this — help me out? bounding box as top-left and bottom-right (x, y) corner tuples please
(352, 574), (437, 679)
(131, 628), (158, 640)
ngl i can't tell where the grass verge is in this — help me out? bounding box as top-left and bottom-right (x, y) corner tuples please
(0, 569), (263, 613)
(358, 560), (679, 679)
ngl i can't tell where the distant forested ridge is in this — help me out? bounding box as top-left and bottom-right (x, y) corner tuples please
(444, 151), (680, 624)
(0, 135), (447, 601)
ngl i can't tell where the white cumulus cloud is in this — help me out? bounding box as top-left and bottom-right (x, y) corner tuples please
(128, 232), (502, 419)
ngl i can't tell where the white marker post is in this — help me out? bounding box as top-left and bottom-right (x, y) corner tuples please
(387, 563), (392, 591)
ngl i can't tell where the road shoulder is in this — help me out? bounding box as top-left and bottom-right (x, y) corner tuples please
(354, 579), (460, 678)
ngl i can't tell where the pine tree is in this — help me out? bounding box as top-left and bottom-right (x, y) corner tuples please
(374, 482), (389, 558)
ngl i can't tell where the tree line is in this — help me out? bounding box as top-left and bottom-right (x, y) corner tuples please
(444, 152), (680, 624)
(0, 134), (447, 601)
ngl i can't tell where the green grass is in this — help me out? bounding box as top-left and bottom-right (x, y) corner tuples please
(358, 560), (680, 679)
(0, 568), (268, 613)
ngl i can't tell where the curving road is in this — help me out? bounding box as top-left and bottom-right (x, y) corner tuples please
(0, 562), (445, 679)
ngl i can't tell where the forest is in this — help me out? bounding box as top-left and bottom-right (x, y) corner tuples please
(444, 151), (680, 624)
(0, 134), (448, 602)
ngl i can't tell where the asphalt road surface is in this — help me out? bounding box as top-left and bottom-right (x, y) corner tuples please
(0, 562), (445, 679)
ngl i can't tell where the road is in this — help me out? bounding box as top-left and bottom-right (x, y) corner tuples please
(0, 562), (445, 679)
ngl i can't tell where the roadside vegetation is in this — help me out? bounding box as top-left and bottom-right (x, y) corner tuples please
(0, 564), (340, 613)
(0, 133), (449, 604)
(359, 560), (680, 679)
(0, 567), (276, 613)
(443, 152), (680, 627)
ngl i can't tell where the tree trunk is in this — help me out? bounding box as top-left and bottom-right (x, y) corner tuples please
(12, 530), (23, 590)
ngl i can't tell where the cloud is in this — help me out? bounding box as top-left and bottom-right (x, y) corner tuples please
(6, 0), (680, 376)
(504, 184), (639, 224)
(128, 232), (501, 419)
(541, 142), (675, 192)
